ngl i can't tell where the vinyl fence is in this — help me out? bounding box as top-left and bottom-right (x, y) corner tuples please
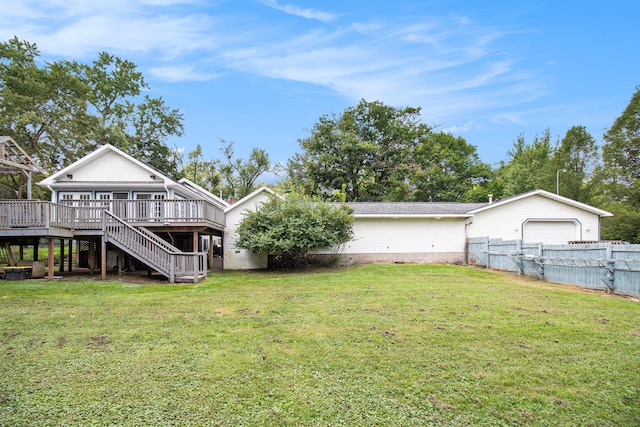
(467, 237), (640, 297)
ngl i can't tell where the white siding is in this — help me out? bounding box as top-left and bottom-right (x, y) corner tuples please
(223, 191), (274, 270)
(71, 150), (156, 182)
(315, 217), (468, 265)
(468, 195), (601, 243)
(344, 217), (466, 254)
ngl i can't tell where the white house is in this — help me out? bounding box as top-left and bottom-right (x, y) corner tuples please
(33, 144), (226, 280)
(223, 188), (613, 269)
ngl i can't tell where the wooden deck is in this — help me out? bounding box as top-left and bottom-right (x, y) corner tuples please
(0, 199), (225, 237)
(0, 199), (224, 283)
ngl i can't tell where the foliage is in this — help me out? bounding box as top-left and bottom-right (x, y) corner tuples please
(236, 195), (354, 266)
(219, 138), (273, 200)
(0, 38), (94, 197)
(288, 99), (490, 202)
(0, 37), (184, 188)
(603, 86), (640, 190)
(179, 144), (221, 194)
(1, 265), (638, 426)
(410, 131), (491, 202)
(550, 125), (599, 202)
(288, 99), (429, 201)
(598, 86), (640, 242)
(65, 52), (184, 176)
(600, 201), (640, 242)
(494, 130), (554, 197)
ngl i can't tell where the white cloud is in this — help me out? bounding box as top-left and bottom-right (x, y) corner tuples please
(441, 121), (475, 134)
(0, 0), (216, 59)
(0, 0), (544, 125)
(261, 0), (337, 22)
(149, 66), (221, 82)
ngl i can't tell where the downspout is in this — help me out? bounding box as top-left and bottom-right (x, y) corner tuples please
(464, 218), (473, 265)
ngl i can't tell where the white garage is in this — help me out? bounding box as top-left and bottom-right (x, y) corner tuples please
(224, 188), (613, 269)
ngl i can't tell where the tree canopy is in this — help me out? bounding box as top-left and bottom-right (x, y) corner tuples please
(0, 36), (183, 193)
(286, 99), (490, 202)
(599, 86), (640, 242)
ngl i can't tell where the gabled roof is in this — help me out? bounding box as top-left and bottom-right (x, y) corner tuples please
(224, 186), (283, 213)
(468, 189), (613, 217)
(178, 178), (229, 209)
(39, 144), (176, 187)
(348, 202), (488, 217)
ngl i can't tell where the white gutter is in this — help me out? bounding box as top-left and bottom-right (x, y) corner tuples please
(354, 214), (473, 219)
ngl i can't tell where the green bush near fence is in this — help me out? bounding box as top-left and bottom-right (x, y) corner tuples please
(1, 264), (639, 426)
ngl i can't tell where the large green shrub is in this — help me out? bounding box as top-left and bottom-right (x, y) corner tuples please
(236, 196), (353, 267)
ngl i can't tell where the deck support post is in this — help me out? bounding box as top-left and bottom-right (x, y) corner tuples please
(88, 238), (95, 275)
(101, 237), (107, 280)
(193, 231), (198, 253)
(67, 239), (73, 272)
(59, 239), (65, 272)
(33, 238), (39, 261)
(47, 238), (54, 280)
(117, 249), (123, 275)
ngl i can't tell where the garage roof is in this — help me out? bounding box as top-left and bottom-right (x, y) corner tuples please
(348, 202), (489, 217)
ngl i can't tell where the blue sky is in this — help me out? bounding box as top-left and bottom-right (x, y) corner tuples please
(1, 0), (639, 173)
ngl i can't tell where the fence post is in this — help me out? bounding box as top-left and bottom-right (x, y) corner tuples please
(481, 236), (489, 267)
(604, 243), (615, 294)
(538, 243), (545, 280)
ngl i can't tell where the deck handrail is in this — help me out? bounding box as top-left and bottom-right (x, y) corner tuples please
(1, 199), (225, 230)
(102, 211), (206, 283)
(63, 199), (225, 229)
(0, 200), (74, 229)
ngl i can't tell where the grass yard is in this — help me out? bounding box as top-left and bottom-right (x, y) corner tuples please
(1, 264), (639, 426)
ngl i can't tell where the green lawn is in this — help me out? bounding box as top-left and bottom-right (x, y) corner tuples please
(1, 264), (639, 426)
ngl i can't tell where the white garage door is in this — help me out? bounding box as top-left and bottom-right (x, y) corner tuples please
(524, 221), (577, 244)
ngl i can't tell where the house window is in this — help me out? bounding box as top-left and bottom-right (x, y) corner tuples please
(59, 192), (91, 204)
(97, 193), (112, 210)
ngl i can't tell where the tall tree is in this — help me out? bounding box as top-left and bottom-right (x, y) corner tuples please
(550, 126), (599, 201)
(181, 144), (221, 194)
(0, 37), (94, 171)
(1, 37), (184, 181)
(600, 86), (640, 243)
(495, 130), (554, 197)
(219, 139), (273, 200)
(287, 99), (430, 202)
(66, 52), (183, 176)
(410, 132), (491, 202)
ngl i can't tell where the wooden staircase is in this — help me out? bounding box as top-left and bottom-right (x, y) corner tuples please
(102, 211), (206, 283)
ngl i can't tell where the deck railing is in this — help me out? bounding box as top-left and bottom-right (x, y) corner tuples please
(0, 200), (74, 229)
(0, 199), (225, 230)
(63, 199), (225, 229)
(102, 211), (206, 283)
